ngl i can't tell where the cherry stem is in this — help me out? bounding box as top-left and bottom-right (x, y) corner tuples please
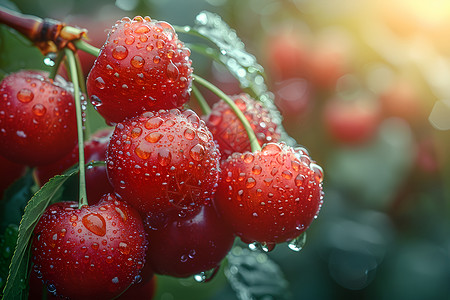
(65, 48), (88, 207)
(48, 51), (65, 80)
(192, 84), (211, 115)
(74, 39), (100, 57)
(192, 74), (261, 152)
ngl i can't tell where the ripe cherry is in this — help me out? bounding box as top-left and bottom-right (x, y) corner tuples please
(87, 16), (193, 124)
(204, 93), (281, 159)
(323, 97), (381, 145)
(31, 194), (148, 299)
(145, 203), (235, 278)
(214, 143), (324, 244)
(0, 70), (77, 166)
(0, 155), (26, 200)
(106, 109), (220, 216)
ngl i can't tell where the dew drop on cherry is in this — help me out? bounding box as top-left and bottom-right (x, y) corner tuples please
(287, 232), (307, 252)
(157, 148), (172, 166)
(82, 213), (107, 236)
(95, 77), (106, 89)
(189, 144), (205, 161)
(17, 88), (34, 103)
(183, 128), (195, 140)
(32, 104), (46, 116)
(134, 145), (151, 159)
(112, 45), (128, 60)
(166, 62), (179, 82)
(145, 132), (164, 143)
(145, 117), (163, 129)
(131, 55), (145, 68)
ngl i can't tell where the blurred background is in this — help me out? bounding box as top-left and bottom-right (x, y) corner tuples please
(2, 0), (450, 299)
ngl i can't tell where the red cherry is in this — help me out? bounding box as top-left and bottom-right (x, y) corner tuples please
(204, 93), (281, 159)
(35, 128), (114, 202)
(31, 194), (148, 299)
(214, 143), (324, 244)
(145, 204), (235, 278)
(0, 155), (26, 200)
(106, 109), (220, 216)
(0, 70), (77, 166)
(87, 16), (193, 124)
(323, 97), (381, 145)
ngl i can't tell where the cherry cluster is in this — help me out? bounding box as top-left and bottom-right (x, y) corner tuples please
(0, 16), (323, 300)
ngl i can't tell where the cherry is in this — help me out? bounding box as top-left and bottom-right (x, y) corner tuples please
(0, 70), (77, 166)
(145, 203), (235, 278)
(0, 155), (26, 200)
(87, 16), (193, 124)
(106, 109), (220, 216)
(35, 128), (114, 202)
(214, 143), (324, 244)
(204, 93), (281, 159)
(31, 194), (148, 299)
(323, 97), (381, 145)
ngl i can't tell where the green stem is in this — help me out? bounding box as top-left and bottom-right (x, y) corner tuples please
(193, 74), (261, 152)
(64, 48), (88, 207)
(192, 84), (211, 115)
(48, 51), (65, 80)
(74, 51), (90, 139)
(74, 39), (100, 57)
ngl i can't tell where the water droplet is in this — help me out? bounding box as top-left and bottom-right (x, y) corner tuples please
(17, 89), (34, 103)
(70, 214), (78, 222)
(32, 104), (46, 116)
(16, 131), (26, 138)
(91, 242), (99, 250)
(193, 265), (220, 283)
(243, 153), (254, 163)
(146, 44), (154, 51)
(184, 128), (195, 140)
(288, 232), (307, 252)
(189, 144), (205, 161)
(145, 132), (164, 143)
(47, 283), (57, 294)
(112, 277), (119, 284)
(153, 56), (161, 64)
(281, 170), (292, 180)
(145, 117), (163, 129)
(118, 242), (130, 255)
(245, 177), (256, 188)
(295, 174), (305, 187)
(125, 36), (135, 45)
(95, 77), (106, 89)
(131, 55), (145, 68)
(135, 145), (151, 159)
(115, 207), (128, 222)
(157, 148), (171, 166)
(262, 143), (282, 155)
(82, 213), (106, 236)
(252, 165), (262, 175)
(135, 25), (150, 34)
(112, 45), (128, 60)
(310, 163), (324, 183)
(131, 127), (142, 138)
(166, 62), (179, 81)
(156, 39), (165, 49)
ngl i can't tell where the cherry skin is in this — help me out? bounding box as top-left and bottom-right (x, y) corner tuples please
(31, 194), (148, 300)
(204, 93), (281, 159)
(106, 109), (220, 217)
(0, 70), (77, 166)
(145, 203), (235, 278)
(35, 128), (114, 202)
(214, 143), (324, 244)
(0, 155), (26, 200)
(87, 16), (193, 125)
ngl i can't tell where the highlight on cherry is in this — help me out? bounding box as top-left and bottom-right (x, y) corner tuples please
(0, 6), (324, 300)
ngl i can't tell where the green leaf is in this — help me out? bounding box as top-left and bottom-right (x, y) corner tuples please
(0, 169), (36, 232)
(225, 247), (291, 300)
(0, 224), (18, 297)
(178, 11), (295, 145)
(1, 161), (104, 300)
